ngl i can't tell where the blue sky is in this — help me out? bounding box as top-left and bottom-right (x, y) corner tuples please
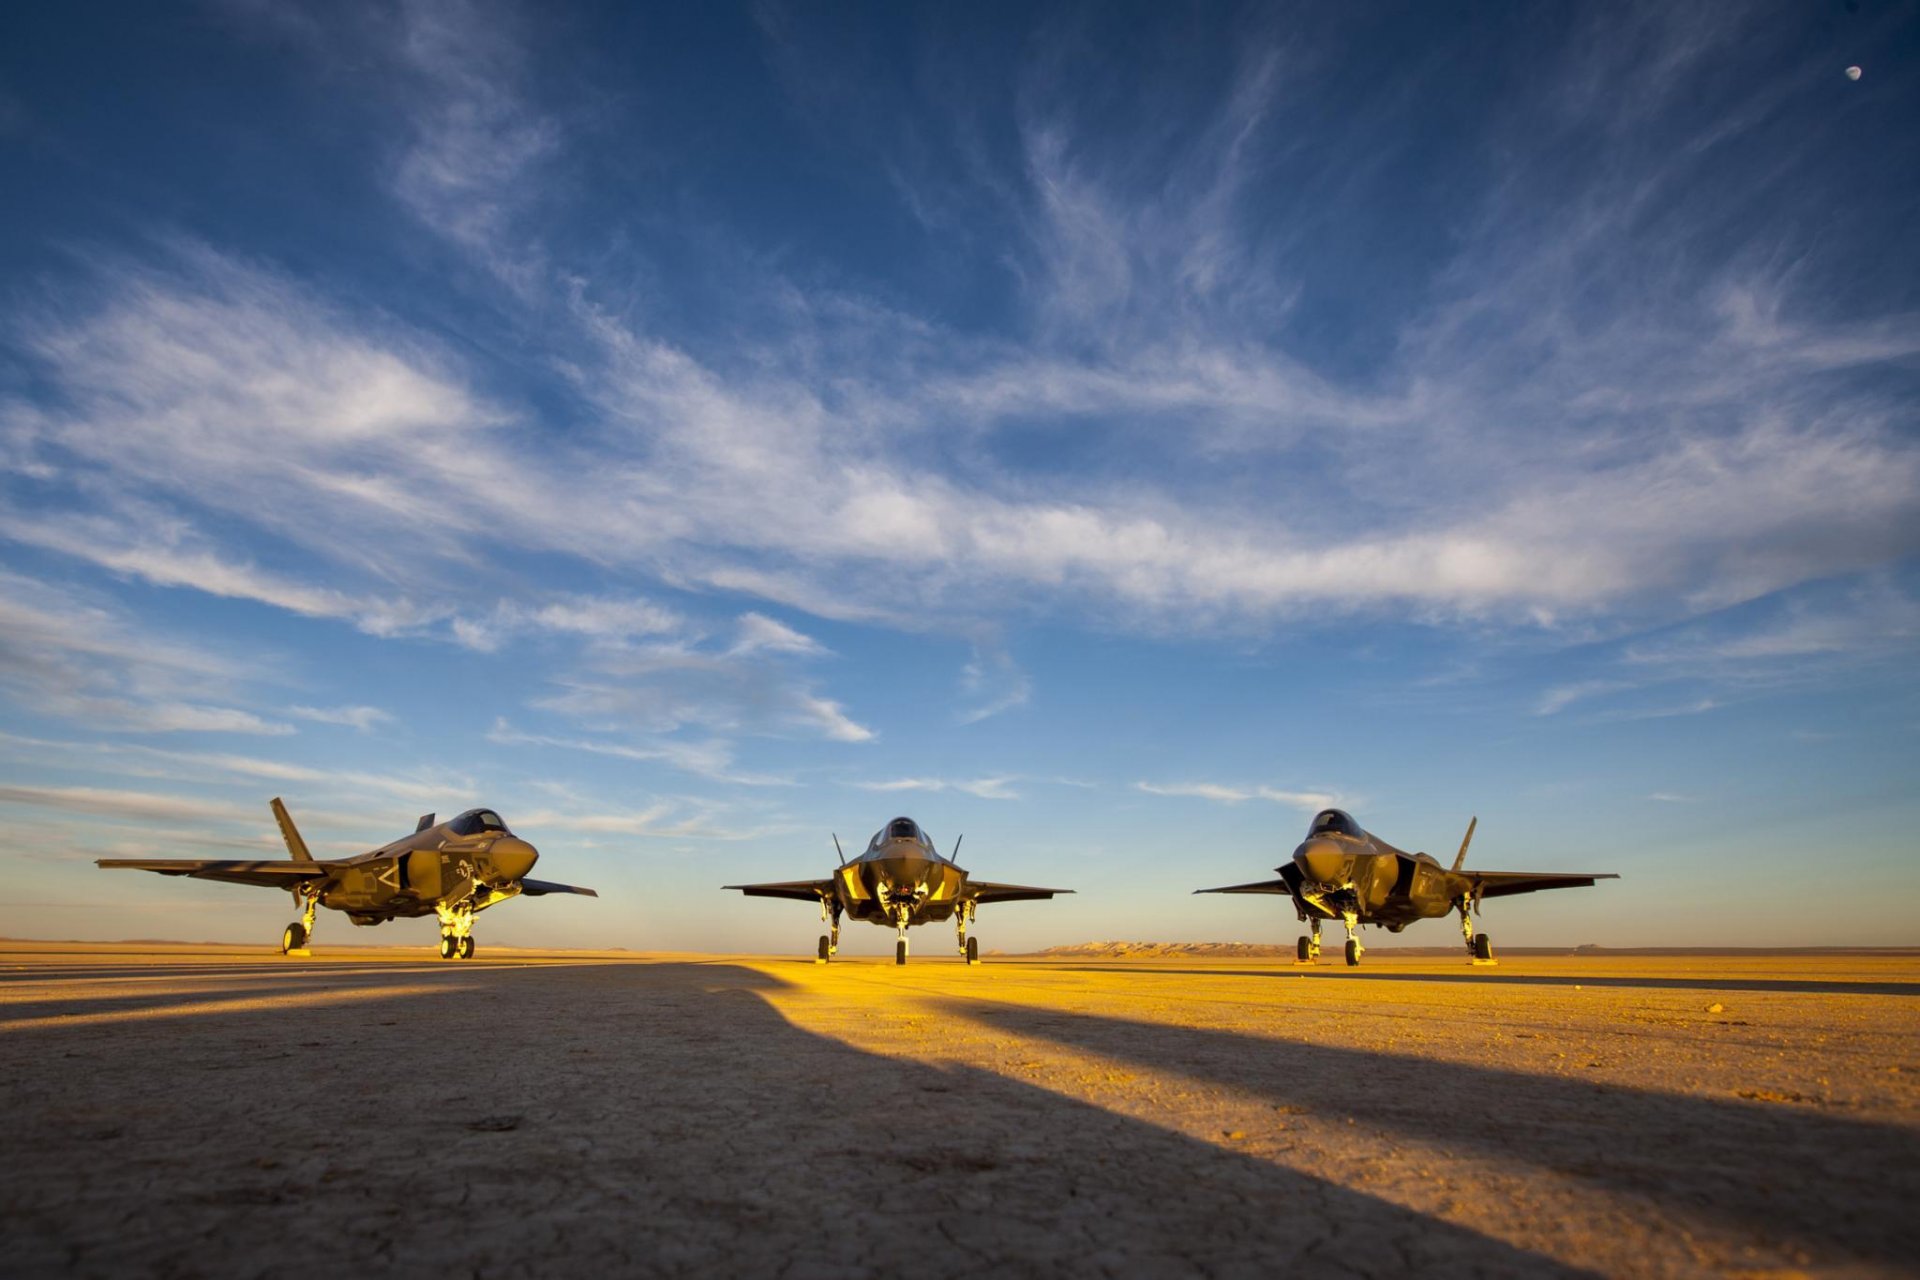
(1, 1), (1916, 953)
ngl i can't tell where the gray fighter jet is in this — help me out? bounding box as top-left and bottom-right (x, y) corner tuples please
(99, 799), (595, 958)
(725, 815), (1071, 964)
(1197, 808), (1616, 965)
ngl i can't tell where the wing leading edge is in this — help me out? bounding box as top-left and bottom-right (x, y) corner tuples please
(96, 859), (334, 890)
(520, 878), (598, 897)
(723, 879), (835, 903)
(1465, 870), (1619, 899)
(967, 881), (1074, 904)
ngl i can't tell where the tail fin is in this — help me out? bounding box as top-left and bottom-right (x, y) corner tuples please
(271, 797), (316, 863)
(832, 833), (846, 866)
(1451, 817), (1478, 871)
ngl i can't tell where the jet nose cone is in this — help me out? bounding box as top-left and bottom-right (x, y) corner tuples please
(489, 837), (538, 883)
(1294, 839), (1350, 886)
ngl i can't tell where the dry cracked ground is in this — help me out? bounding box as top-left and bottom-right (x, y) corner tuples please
(2, 941), (1916, 1278)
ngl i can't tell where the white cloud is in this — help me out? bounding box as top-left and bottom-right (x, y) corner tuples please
(286, 704), (394, 731)
(731, 612), (829, 658)
(1134, 781), (1339, 811)
(853, 776), (1021, 800)
(0, 784), (250, 824)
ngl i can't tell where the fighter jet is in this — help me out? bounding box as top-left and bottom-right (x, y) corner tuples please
(724, 815), (1071, 964)
(1197, 808), (1616, 966)
(99, 799), (596, 959)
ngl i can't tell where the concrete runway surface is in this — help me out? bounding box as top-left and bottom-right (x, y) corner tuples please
(2, 942), (1916, 1278)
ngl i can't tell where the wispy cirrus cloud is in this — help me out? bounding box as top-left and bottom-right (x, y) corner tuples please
(1133, 781), (1340, 811)
(852, 776), (1021, 801)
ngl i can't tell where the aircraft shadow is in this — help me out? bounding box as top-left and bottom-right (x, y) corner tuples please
(942, 999), (1920, 1271)
(1035, 964), (1920, 998)
(0, 960), (1596, 1278)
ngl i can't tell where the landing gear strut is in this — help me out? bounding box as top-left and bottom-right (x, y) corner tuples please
(816, 900), (841, 964)
(956, 901), (980, 965)
(435, 899), (476, 961)
(1342, 910), (1363, 966)
(1295, 918), (1322, 964)
(281, 890), (318, 955)
(1459, 897), (1495, 964)
(894, 907), (910, 966)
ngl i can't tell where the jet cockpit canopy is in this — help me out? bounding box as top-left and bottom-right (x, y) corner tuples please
(872, 817), (942, 857)
(447, 809), (511, 837)
(1307, 809), (1362, 839)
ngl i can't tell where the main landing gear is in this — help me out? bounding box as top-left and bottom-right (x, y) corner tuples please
(1459, 898), (1495, 965)
(816, 901), (842, 964)
(955, 901), (980, 966)
(280, 891), (318, 955)
(1295, 918), (1323, 964)
(435, 899), (477, 961)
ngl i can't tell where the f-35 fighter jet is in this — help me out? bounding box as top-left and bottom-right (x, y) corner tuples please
(1197, 808), (1615, 966)
(99, 799), (596, 959)
(725, 815), (1071, 964)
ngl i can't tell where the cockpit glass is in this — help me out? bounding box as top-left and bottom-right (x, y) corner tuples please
(1308, 809), (1361, 839)
(447, 809), (510, 837)
(888, 818), (919, 841)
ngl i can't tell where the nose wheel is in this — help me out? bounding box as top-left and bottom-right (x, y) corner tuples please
(435, 899), (477, 960)
(1342, 911), (1363, 966)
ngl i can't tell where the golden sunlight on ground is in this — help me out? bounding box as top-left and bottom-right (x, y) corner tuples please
(2, 942), (1916, 1277)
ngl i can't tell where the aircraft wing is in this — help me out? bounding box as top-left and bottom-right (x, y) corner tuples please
(967, 881), (1074, 904)
(1193, 878), (1294, 895)
(520, 878), (598, 897)
(96, 859), (334, 889)
(723, 879), (834, 902)
(1465, 870), (1619, 899)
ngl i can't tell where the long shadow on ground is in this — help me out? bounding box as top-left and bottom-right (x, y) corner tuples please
(1030, 964), (1920, 997)
(0, 961), (1590, 1278)
(942, 998), (1920, 1271)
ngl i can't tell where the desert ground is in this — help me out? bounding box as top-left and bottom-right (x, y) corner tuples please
(2, 941), (1916, 1278)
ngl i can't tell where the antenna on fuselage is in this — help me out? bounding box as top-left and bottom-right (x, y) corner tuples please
(832, 833), (846, 866)
(1452, 817), (1478, 871)
(951, 834), (964, 862)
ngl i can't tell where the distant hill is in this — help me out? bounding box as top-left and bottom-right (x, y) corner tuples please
(1025, 940), (1920, 958)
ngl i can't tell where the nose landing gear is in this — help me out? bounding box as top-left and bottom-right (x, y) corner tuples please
(1342, 910), (1364, 966)
(435, 899), (477, 960)
(894, 907), (911, 965)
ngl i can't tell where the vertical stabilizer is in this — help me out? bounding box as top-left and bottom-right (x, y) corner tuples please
(1451, 817), (1478, 872)
(271, 797), (317, 863)
(832, 834), (847, 866)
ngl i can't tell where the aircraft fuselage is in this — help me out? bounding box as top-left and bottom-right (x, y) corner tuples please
(833, 837), (971, 926)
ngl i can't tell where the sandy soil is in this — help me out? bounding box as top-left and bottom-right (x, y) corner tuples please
(2, 941), (1916, 1278)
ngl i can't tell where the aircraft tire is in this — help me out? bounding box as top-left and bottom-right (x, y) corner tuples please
(439, 934), (458, 960)
(1297, 936), (1311, 962)
(1345, 938), (1361, 967)
(281, 922), (306, 954)
(817, 935), (831, 962)
(458, 936), (475, 960)
(966, 936), (979, 965)
(895, 940), (907, 966)
(1473, 933), (1493, 961)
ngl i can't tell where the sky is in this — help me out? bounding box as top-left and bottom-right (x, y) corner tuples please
(0, 1), (1916, 954)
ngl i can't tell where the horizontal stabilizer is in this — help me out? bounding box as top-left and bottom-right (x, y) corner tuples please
(519, 878), (597, 898)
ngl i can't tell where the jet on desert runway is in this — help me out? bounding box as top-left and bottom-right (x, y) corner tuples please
(99, 799), (596, 959)
(725, 815), (1071, 964)
(1197, 809), (1616, 966)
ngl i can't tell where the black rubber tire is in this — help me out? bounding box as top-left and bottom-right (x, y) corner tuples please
(818, 935), (831, 962)
(459, 936), (475, 960)
(1297, 936), (1312, 962)
(439, 934), (457, 960)
(282, 922), (306, 954)
(966, 936), (979, 965)
(1345, 938), (1361, 967)
(895, 940), (908, 966)
(1473, 933), (1493, 961)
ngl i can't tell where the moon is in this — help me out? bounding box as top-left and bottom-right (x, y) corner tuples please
(1845, 65), (1863, 81)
